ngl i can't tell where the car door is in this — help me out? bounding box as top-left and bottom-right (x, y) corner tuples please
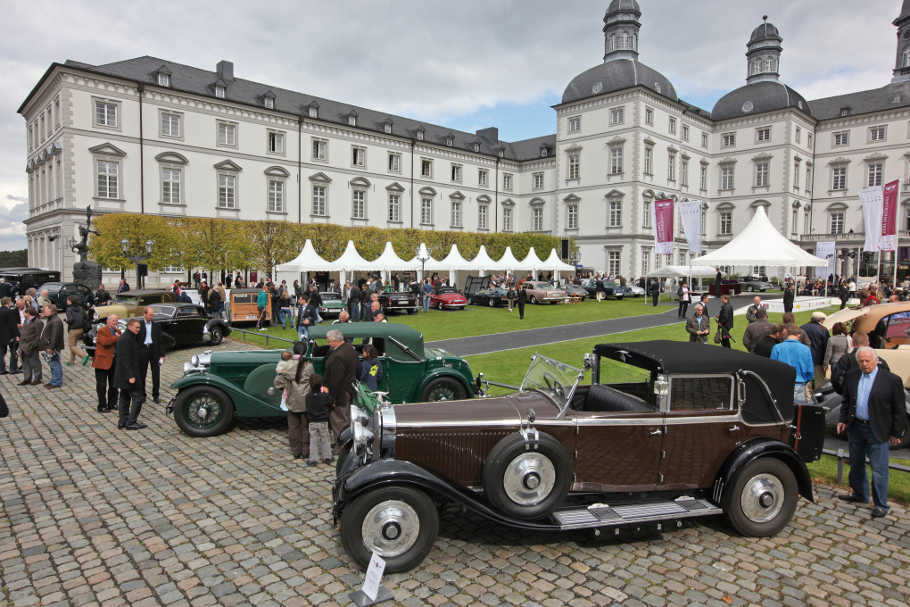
(658, 374), (742, 491)
(176, 307), (207, 346)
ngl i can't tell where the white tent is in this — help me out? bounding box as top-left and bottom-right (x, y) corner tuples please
(518, 247), (545, 278)
(542, 249), (576, 276)
(275, 239), (334, 272)
(497, 246), (522, 273)
(468, 245), (502, 276)
(694, 206), (827, 268)
(647, 265), (718, 278)
(371, 242), (416, 272)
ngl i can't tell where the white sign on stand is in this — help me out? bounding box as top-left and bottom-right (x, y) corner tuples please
(349, 551), (393, 606)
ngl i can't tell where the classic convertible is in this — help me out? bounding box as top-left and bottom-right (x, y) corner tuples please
(84, 303), (229, 355)
(333, 340), (825, 572)
(429, 287), (468, 310)
(469, 286), (510, 307)
(167, 323), (477, 436)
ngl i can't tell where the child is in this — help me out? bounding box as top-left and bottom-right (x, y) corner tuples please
(358, 344), (383, 391)
(306, 375), (334, 466)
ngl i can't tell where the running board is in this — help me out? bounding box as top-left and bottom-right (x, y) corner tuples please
(551, 497), (722, 530)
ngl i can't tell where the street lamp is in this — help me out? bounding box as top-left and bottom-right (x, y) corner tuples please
(121, 238), (155, 289)
(416, 243), (430, 283)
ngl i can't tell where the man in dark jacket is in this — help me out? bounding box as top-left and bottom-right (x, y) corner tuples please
(296, 295), (317, 340)
(830, 332), (889, 395)
(742, 308), (775, 352)
(136, 306), (172, 404)
(114, 319), (144, 429)
(517, 283), (527, 320)
(207, 287), (222, 319)
(348, 283), (361, 322)
(649, 279), (660, 307)
(17, 306), (42, 384)
(783, 282), (795, 313)
(0, 297), (19, 374)
(717, 295), (734, 348)
(838, 279), (849, 310)
(837, 347), (907, 517)
(38, 304), (65, 387)
(323, 328), (357, 447)
(800, 311), (830, 390)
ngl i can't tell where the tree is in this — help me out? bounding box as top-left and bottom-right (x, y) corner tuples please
(248, 220), (295, 278)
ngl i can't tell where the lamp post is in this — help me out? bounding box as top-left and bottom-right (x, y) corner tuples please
(121, 238), (154, 289)
(416, 243), (430, 283)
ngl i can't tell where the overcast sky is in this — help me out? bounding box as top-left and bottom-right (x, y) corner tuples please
(0, 0), (903, 251)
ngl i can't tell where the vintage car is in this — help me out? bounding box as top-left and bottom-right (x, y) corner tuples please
(378, 290), (419, 314)
(167, 323), (477, 436)
(470, 286), (510, 307)
(740, 278), (774, 292)
(228, 288), (271, 325)
(37, 281), (95, 310)
(627, 284), (646, 297)
(93, 289), (177, 321)
(583, 279), (627, 300)
(84, 303), (229, 355)
(0, 267), (60, 297)
(564, 283), (587, 301)
(429, 287), (468, 310)
(318, 291), (346, 318)
(333, 340), (824, 572)
(524, 281), (568, 304)
(824, 302), (910, 350)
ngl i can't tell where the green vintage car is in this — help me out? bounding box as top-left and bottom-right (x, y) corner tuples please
(167, 323), (477, 437)
(318, 291), (346, 318)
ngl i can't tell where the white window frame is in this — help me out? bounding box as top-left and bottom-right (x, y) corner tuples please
(503, 173), (513, 192)
(701, 132), (709, 148)
(160, 165), (182, 204)
(609, 107), (625, 126)
(312, 185), (327, 216)
(830, 211), (845, 235)
(609, 146), (623, 175)
(567, 204), (578, 230)
(720, 165), (735, 190)
(450, 200), (463, 228)
(869, 125), (887, 142)
(157, 73), (171, 87)
(532, 172), (544, 191)
(95, 158), (120, 199)
(478, 204), (489, 230)
(608, 199), (622, 228)
(267, 178), (285, 214)
(93, 98), (120, 129)
(351, 146), (367, 169)
(568, 116), (581, 133)
(645, 107), (654, 126)
(388, 152), (401, 174)
(217, 172), (237, 209)
(420, 197), (433, 225)
(420, 158), (433, 178)
(756, 127), (771, 143)
(159, 111), (182, 139)
(502, 206), (513, 232)
(681, 124), (689, 142)
(388, 193), (401, 223)
(680, 158), (689, 187)
(668, 117), (677, 135)
(216, 120), (237, 147)
(642, 199), (652, 229)
(215, 85), (226, 99)
(450, 163), (462, 183)
(667, 152), (676, 182)
(264, 97), (275, 110)
(832, 166), (847, 191)
(351, 189), (367, 219)
(868, 162), (883, 187)
(833, 131), (849, 146)
(568, 153), (580, 181)
(700, 165), (708, 190)
(267, 130), (285, 155)
(755, 161), (769, 187)
(795, 126), (802, 143)
(608, 251), (621, 276)
(531, 206), (544, 231)
(722, 132), (736, 148)
(478, 168), (489, 187)
(643, 146), (653, 176)
(312, 138), (328, 161)
(719, 211), (732, 235)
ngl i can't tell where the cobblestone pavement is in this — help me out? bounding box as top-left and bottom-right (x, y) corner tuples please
(2, 341), (909, 607)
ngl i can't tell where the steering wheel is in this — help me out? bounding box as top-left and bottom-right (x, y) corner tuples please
(542, 372), (566, 400)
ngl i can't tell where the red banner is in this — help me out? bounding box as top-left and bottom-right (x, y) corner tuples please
(880, 179), (899, 251)
(653, 198), (674, 255)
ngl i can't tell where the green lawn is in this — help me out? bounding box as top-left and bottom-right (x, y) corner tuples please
(238, 297), (667, 344)
(808, 455), (910, 503)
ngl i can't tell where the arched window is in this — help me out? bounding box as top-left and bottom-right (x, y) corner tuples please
(609, 35), (615, 51)
(904, 48), (910, 68)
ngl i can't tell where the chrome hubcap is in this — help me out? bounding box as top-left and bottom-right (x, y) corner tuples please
(503, 453), (556, 506)
(361, 500), (420, 558)
(188, 395), (220, 426)
(740, 473), (784, 523)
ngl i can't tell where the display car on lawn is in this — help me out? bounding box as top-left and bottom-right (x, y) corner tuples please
(429, 287), (468, 310)
(563, 283), (587, 301)
(524, 281), (568, 304)
(92, 289), (177, 321)
(167, 323), (477, 436)
(84, 303), (229, 355)
(317, 291), (346, 318)
(740, 278), (774, 292)
(583, 279), (628, 300)
(378, 290), (420, 314)
(469, 286), (510, 307)
(824, 302), (910, 350)
(333, 340), (824, 572)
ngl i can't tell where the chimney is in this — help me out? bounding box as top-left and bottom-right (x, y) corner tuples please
(216, 60), (234, 82)
(476, 127), (499, 143)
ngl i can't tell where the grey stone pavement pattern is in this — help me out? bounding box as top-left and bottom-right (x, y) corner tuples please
(426, 294), (759, 357)
(2, 341), (910, 607)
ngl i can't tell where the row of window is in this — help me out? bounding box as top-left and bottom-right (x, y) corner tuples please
(567, 107), (707, 148)
(26, 95), (62, 152)
(832, 125), (889, 146)
(829, 161), (892, 191)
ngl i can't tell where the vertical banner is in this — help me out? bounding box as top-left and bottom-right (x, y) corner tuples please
(652, 198), (675, 255)
(860, 185), (883, 252)
(679, 200), (703, 255)
(880, 179), (900, 252)
(815, 241), (836, 279)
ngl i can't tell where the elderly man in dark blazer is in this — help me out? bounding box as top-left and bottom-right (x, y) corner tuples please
(323, 328), (357, 447)
(837, 347), (907, 518)
(136, 306), (173, 404)
(685, 304), (710, 343)
(114, 319), (145, 430)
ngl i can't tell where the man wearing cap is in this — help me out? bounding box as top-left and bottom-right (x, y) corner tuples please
(800, 311), (830, 391)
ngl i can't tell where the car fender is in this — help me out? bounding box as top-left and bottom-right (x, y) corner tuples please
(204, 318), (231, 336)
(336, 459), (554, 530)
(712, 438), (813, 505)
(415, 368), (474, 399)
(170, 373), (277, 418)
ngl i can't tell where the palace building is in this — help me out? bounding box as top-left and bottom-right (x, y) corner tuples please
(18, 0), (910, 283)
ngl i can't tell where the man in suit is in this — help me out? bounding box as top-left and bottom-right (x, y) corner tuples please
(517, 283), (527, 320)
(92, 315), (121, 412)
(136, 306), (170, 404)
(323, 328), (357, 447)
(0, 297), (19, 374)
(742, 308), (775, 353)
(837, 347), (907, 518)
(114, 319), (145, 430)
(716, 295), (734, 349)
(38, 304), (64, 388)
(685, 304), (710, 343)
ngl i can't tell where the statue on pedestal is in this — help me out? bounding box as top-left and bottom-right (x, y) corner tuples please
(72, 205), (102, 292)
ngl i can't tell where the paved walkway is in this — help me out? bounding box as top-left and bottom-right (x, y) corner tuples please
(2, 344), (909, 606)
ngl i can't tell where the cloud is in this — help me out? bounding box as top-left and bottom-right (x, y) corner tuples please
(0, 0), (903, 252)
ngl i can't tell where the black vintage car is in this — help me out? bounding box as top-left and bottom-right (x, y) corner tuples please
(583, 279), (626, 300)
(334, 340), (825, 572)
(37, 282), (95, 310)
(378, 290), (419, 314)
(470, 286), (510, 307)
(0, 267), (60, 296)
(84, 303), (230, 355)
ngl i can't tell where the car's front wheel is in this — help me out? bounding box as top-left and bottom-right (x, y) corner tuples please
(209, 326), (224, 345)
(421, 377), (467, 401)
(340, 485), (439, 573)
(725, 458), (797, 537)
(173, 386), (235, 437)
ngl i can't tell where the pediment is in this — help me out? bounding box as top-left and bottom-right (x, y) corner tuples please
(605, 189), (624, 199)
(213, 159), (242, 172)
(155, 151), (188, 165)
(349, 177), (371, 188)
(750, 199), (771, 209)
(265, 166), (290, 177)
(449, 191), (465, 201)
(476, 194), (491, 204)
(563, 193), (581, 204)
(89, 143), (126, 158)
(501, 198), (515, 207)
(309, 171), (332, 183)
(386, 182), (405, 192)
(418, 186), (436, 196)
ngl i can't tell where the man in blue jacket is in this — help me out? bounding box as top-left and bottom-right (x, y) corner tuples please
(771, 326), (814, 405)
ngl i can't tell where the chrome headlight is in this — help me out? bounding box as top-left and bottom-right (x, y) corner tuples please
(191, 354), (199, 367)
(350, 405), (374, 455)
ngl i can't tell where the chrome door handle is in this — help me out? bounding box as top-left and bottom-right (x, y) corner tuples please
(649, 429), (663, 436)
(729, 425), (740, 432)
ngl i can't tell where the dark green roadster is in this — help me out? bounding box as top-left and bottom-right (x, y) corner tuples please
(167, 323), (477, 436)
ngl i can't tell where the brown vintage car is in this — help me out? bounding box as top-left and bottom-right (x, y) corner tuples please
(333, 341), (824, 572)
(523, 280), (568, 304)
(824, 302), (910, 349)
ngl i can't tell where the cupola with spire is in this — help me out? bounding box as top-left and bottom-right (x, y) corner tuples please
(893, 0), (910, 82)
(746, 16), (783, 83)
(603, 0), (642, 62)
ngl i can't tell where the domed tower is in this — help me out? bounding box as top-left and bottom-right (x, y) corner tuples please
(603, 0), (642, 62)
(746, 16), (783, 84)
(893, 0), (910, 82)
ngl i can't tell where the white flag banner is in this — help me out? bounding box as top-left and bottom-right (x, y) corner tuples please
(679, 200), (703, 255)
(815, 241), (836, 278)
(860, 185), (883, 252)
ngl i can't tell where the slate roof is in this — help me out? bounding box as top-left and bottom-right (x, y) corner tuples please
(606, 0), (641, 15)
(38, 56), (556, 162)
(561, 58), (678, 105)
(749, 21), (782, 44)
(898, 0), (910, 24)
(712, 80), (811, 121)
(808, 81), (910, 121)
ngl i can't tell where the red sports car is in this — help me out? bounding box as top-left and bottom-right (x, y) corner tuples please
(430, 287), (468, 310)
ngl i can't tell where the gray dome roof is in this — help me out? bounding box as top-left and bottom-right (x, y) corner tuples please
(607, 0), (641, 15)
(749, 21), (782, 43)
(562, 59), (677, 104)
(712, 81), (811, 121)
(898, 0), (910, 23)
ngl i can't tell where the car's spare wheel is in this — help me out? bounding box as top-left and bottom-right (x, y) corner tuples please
(482, 431), (571, 520)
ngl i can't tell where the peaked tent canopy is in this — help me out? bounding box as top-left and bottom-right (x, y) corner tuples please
(647, 265), (718, 278)
(518, 247), (544, 271)
(333, 240), (374, 271)
(371, 242), (416, 271)
(428, 243), (471, 271)
(694, 206), (827, 268)
(469, 245), (502, 272)
(543, 249), (576, 274)
(275, 239), (334, 272)
(497, 246), (522, 272)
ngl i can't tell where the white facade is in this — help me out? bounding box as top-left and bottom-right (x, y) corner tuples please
(18, 2), (910, 284)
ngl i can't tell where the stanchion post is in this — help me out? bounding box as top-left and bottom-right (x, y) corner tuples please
(836, 448), (845, 484)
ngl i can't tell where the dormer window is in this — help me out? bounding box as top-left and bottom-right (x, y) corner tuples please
(383, 121), (393, 134)
(348, 113), (357, 127)
(416, 128), (425, 141)
(540, 146), (548, 158)
(308, 103), (319, 119)
(840, 107), (851, 117)
(264, 97), (274, 110)
(446, 135), (454, 147)
(473, 142), (480, 153)
(157, 73), (170, 87)
(215, 85), (226, 99)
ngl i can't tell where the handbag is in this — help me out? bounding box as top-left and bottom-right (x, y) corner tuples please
(713, 329), (722, 344)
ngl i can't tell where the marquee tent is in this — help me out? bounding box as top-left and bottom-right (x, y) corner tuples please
(274, 239), (334, 272)
(519, 247), (544, 271)
(468, 245), (502, 275)
(497, 246), (522, 273)
(543, 249), (576, 276)
(371, 242), (416, 272)
(694, 206), (827, 268)
(647, 265), (718, 278)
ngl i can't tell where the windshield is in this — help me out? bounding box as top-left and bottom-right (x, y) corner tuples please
(114, 296), (139, 305)
(520, 355), (583, 408)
